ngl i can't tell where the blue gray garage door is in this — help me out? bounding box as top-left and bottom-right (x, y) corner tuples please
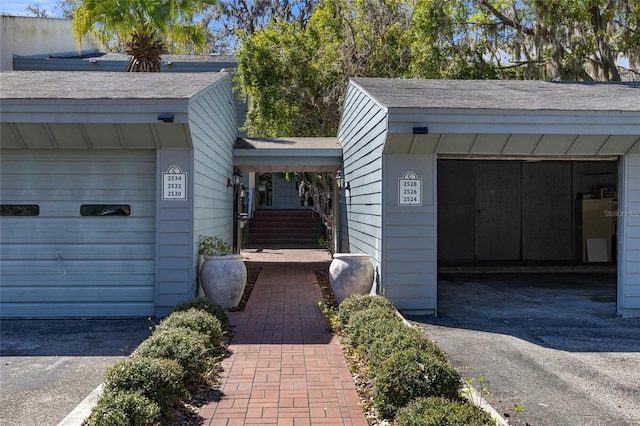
(0, 150), (156, 317)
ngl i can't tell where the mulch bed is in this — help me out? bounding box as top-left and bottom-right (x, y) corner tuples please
(314, 267), (338, 309)
(228, 267), (262, 312)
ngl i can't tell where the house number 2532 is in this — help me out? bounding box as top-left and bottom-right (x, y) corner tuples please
(163, 165), (187, 200)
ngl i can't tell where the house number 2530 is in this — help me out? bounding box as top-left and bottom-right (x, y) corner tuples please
(163, 165), (187, 200)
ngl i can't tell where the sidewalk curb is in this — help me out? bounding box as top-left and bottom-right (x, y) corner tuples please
(57, 384), (102, 426)
(400, 314), (508, 426)
(463, 384), (509, 426)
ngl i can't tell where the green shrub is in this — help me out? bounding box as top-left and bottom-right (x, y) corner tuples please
(173, 297), (230, 330)
(336, 294), (395, 330)
(368, 326), (447, 369)
(132, 327), (210, 384)
(373, 348), (461, 418)
(103, 357), (186, 416)
(344, 306), (404, 351)
(84, 389), (162, 426)
(156, 308), (223, 349)
(395, 396), (494, 426)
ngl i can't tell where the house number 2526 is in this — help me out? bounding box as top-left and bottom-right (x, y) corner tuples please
(398, 171), (422, 206)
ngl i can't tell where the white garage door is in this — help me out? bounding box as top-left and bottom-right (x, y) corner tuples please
(0, 150), (156, 317)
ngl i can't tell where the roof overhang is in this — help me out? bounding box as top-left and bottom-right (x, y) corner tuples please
(0, 71), (227, 150)
(0, 99), (192, 149)
(0, 121), (192, 149)
(233, 137), (343, 172)
(383, 108), (640, 156)
(346, 78), (640, 157)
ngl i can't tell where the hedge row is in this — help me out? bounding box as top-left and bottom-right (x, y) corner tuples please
(336, 294), (494, 425)
(84, 297), (229, 426)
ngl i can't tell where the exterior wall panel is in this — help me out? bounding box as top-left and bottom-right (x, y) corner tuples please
(338, 84), (387, 270)
(188, 75), (237, 311)
(618, 156), (640, 317)
(382, 154), (438, 314)
(155, 149), (193, 317)
(190, 75), (236, 240)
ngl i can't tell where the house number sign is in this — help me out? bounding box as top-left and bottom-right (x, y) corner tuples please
(398, 171), (422, 206)
(163, 165), (187, 200)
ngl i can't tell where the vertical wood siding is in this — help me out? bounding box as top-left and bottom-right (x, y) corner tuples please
(620, 155), (640, 317)
(0, 150), (156, 317)
(338, 83), (387, 274)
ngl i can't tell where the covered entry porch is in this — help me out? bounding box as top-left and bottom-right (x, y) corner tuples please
(232, 137), (343, 251)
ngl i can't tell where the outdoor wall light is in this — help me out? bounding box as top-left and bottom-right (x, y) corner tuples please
(412, 126), (429, 134)
(157, 114), (174, 123)
(335, 170), (344, 189)
(228, 169), (243, 187)
(233, 169), (243, 186)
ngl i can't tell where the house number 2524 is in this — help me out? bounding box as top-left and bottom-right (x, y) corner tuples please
(398, 171), (422, 206)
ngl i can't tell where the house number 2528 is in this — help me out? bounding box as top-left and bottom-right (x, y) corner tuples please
(398, 171), (422, 206)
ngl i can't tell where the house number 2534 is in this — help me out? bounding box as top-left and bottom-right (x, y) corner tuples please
(163, 165), (187, 200)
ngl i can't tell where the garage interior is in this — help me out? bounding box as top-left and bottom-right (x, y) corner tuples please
(437, 158), (619, 318)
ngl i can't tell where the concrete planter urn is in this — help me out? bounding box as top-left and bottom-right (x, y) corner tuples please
(200, 254), (247, 309)
(329, 253), (375, 303)
(198, 236), (247, 309)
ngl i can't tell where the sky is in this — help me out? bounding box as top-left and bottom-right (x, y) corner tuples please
(0, 0), (64, 17)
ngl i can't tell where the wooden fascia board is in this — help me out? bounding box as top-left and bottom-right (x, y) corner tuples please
(0, 98), (190, 124)
(386, 107), (640, 136)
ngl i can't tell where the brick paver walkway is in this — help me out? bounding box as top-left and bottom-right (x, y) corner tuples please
(199, 248), (368, 426)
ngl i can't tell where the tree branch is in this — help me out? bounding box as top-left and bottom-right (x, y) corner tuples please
(478, 0), (535, 36)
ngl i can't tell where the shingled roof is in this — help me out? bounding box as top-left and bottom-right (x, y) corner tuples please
(0, 71), (227, 99)
(351, 78), (640, 111)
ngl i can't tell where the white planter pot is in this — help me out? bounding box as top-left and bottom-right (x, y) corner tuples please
(329, 253), (374, 303)
(199, 254), (247, 309)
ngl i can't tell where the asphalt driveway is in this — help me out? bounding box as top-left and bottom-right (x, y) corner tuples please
(408, 273), (640, 426)
(0, 319), (151, 426)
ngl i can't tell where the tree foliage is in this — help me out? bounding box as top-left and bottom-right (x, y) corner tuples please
(474, 0), (640, 81)
(26, 4), (50, 17)
(235, 0), (639, 138)
(235, 15), (341, 137)
(55, 0), (76, 19)
(201, 0), (317, 54)
(73, 0), (218, 71)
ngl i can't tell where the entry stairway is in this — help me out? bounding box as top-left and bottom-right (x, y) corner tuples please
(247, 209), (325, 248)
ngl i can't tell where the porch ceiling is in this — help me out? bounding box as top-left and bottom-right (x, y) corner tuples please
(233, 137), (342, 172)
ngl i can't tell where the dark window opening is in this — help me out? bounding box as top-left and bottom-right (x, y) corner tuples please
(1, 205), (40, 216)
(81, 205), (131, 216)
